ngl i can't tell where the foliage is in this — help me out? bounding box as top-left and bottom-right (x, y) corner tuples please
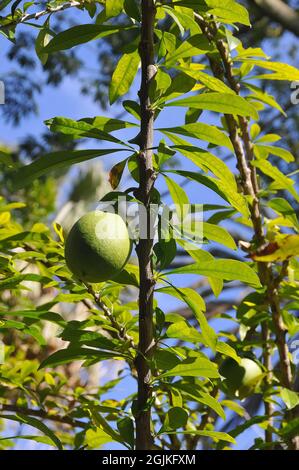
(0, 0), (299, 450)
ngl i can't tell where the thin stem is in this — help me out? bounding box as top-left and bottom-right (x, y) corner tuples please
(1, 2), (80, 28)
(84, 284), (136, 350)
(134, 0), (157, 450)
(261, 322), (273, 445)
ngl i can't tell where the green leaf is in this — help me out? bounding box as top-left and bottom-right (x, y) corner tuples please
(12, 148), (124, 189)
(216, 341), (240, 363)
(106, 0), (124, 18)
(0, 310), (66, 327)
(156, 356), (219, 379)
(267, 198), (299, 231)
(245, 83), (286, 116)
(44, 24), (133, 53)
(165, 34), (213, 66)
(35, 20), (51, 64)
(240, 59), (299, 81)
(158, 122), (233, 151)
(166, 321), (203, 344)
(251, 159), (299, 201)
(205, 0), (250, 26)
(228, 416), (268, 439)
(0, 414), (63, 449)
(164, 175), (190, 221)
(167, 134), (236, 188)
(159, 407), (188, 433)
(85, 428), (114, 449)
(112, 264), (139, 287)
(166, 92), (258, 120)
(46, 117), (132, 146)
(165, 429), (235, 443)
(165, 259), (261, 287)
(123, 100), (141, 120)
(39, 347), (125, 368)
(280, 388), (299, 410)
(254, 144), (294, 163)
(172, 383), (225, 420)
(176, 65), (234, 94)
(109, 50), (140, 104)
(89, 409), (123, 444)
(0, 273), (52, 291)
(157, 286), (217, 350)
(203, 222), (236, 250)
(117, 417), (134, 449)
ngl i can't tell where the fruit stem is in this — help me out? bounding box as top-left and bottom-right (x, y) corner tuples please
(135, 0), (157, 451)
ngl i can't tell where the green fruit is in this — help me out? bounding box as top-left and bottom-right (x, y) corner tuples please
(219, 357), (263, 398)
(65, 211), (132, 283)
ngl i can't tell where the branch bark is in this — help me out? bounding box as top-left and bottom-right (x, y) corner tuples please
(0, 2), (80, 28)
(135, 0), (157, 450)
(250, 0), (299, 37)
(196, 15), (298, 450)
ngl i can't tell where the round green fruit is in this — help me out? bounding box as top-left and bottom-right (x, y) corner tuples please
(65, 211), (132, 283)
(219, 357), (263, 399)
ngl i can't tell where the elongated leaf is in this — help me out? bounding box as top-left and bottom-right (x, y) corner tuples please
(206, 0), (250, 26)
(254, 144), (294, 163)
(173, 383), (225, 419)
(0, 310), (66, 327)
(109, 50), (140, 104)
(44, 24), (132, 53)
(280, 388), (299, 410)
(106, 0), (124, 18)
(158, 407), (188, 433)
(239, 60), (299, 81)
(158, 122), (233, 151)
(0, 414), (63, 449)
(203, 222), (236, 249)
(12, 148), (124, 189)
(0, 273), (53, 290)
(251, 159), (299, 201)
(176, 65), (234, 94)
(157, 286), (217, 350)
(166, 321), (204, 344)
(165, 259), (261, 287)
(268, 198), (299, 231)
(167, 134), (236, 188)
(165, 34), (213, 66)
(166, 92), (258, 119)
(165, 429), (235, 443)
(157, 356), (219, 379)
(164, 175), (190, 221)
(40, 347), (125, 369)
(46, 117), (131, 146)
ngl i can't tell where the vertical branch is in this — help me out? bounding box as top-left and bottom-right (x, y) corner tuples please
(261, 322), (273, 444)
(135, 0), (157, 450)
(196, 15), (298, 449)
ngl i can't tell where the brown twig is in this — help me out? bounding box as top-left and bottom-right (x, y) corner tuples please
(196, 17), (297, 449)
(0, 2), (81, 29)
(134, 0), (157, 450)
(83, 284), (136, 350)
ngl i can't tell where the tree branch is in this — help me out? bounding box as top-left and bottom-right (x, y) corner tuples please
(83, 284), (136, 350)
(250, 0), (299, 37)
(0, 2), (80, 28)
(197, 15), (298, 449)
(135, 0), (157, 450)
